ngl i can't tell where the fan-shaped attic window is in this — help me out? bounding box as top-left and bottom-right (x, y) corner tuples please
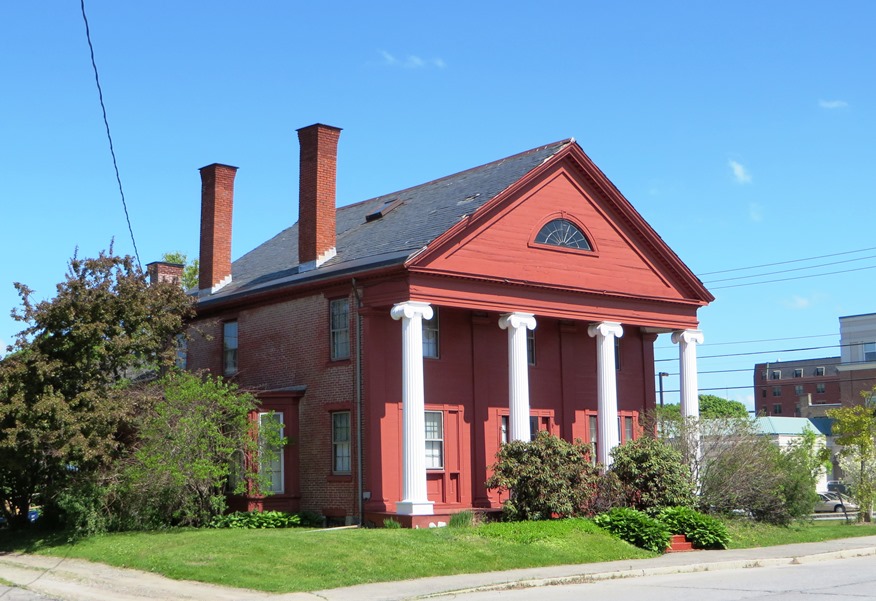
(534, 219), (592, 250)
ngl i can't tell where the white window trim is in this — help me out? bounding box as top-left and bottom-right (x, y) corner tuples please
(423, 309), (439, 359)
(425, 410), (444, 469)
(330, 298), (351, 361)
(332, 411), (352, 474)
(258, 412), (284, 494)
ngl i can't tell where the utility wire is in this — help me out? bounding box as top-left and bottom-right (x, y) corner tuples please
(698, 245), (876, 276)
(707, 264), (876, 290)
(80, 0), (141, 268)
(656, 333), (836, 350)
(702, 254), (876, 284)
(655, 344), (838, 362)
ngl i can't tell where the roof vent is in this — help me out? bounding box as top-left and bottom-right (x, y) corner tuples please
(365, 198), (404, 222)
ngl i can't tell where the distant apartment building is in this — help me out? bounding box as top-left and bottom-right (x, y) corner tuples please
(753, 312), (876, 416)
(837, 313), (876, 406)
(753, 357), (840, 417)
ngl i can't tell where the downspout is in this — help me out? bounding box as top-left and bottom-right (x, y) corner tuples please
(352, 278), (364, 525)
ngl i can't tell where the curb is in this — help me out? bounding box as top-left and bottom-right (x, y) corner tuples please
(415, 546), (876, 599)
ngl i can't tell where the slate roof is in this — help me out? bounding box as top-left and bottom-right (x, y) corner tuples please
(200, 139), (573, 304)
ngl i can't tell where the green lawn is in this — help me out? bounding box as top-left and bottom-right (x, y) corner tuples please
(2, 519), (874, 593)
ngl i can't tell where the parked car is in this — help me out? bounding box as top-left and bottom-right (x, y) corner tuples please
(815, 492), (858, 513)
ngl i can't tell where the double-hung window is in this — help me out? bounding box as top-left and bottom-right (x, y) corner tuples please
(223, 321), (238, 376)
(865, 342), (876, 362)
(425, 411), (444, 469)
(423, 310), (439, 359)
(332, 411), (351, 473)
(330, 298), (350, 360)
(258, 412), (284, 494)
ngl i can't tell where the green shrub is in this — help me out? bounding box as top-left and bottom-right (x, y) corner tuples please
(593, 507), (671, 553)
(486, 431), (600, 521)
(657, 506), (730, 549)
(209, 511), (304, 529)
(383, 518), (402, 529)
(609, 437), (695, 515)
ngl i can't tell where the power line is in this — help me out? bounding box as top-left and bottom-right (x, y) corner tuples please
(655, 343), (838, 362)
(702, 253), (876, 284)
(80, 0), (141, 268)
(656, 333), (836, 350)
(707, 264), (876, 290)
(697, 245), (876, 276)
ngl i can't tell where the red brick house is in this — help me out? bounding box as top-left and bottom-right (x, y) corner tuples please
(183, 124), (713, 526)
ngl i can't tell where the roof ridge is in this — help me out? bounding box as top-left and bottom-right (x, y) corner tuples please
(336, 138), (573, 213)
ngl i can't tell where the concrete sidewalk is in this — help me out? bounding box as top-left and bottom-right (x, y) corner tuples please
(2, 535), (876, 601)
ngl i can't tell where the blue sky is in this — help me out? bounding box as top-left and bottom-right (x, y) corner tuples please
(3, 2), (875, 410)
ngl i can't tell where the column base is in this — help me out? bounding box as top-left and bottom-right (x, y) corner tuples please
(395, 500), (435, 516)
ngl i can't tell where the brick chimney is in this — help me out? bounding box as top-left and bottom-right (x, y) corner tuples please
(146, 261), (184, 286)
(198, 163), (238, 294)
(297, 124), (341, 272)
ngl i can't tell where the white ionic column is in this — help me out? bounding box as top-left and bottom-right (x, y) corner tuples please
(671, 329), (704, 419)
(499, 312), (537, 442)
(587, 321), (624, 467)
(391, 301), (434, 516)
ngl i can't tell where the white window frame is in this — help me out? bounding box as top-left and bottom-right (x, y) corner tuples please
(425, 410), (444, 469)
(423, 309), (439, 359)
(223, 320), (238, 376)
(865, 342), (876, 362)
(258, 412), (284, 494)
(332, 411), (352, 474)
(330, 298), (351, 361)
(793, 368), (803, 378)
(815, 366), (825, 376)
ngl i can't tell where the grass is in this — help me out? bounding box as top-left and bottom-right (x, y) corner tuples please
(0, 519), (651, 593)
(1, 518), (874, 593)
(724, 518), (876, 549)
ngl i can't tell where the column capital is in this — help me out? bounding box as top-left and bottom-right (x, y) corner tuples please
(587, 321), (624, 339)
(498, 312), (536, 331)
(391, 300), (433, 322)
(671, 329), (704, 345)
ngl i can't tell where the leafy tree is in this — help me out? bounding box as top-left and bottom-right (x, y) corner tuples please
(71, 371), (285, 533)
(658, 395), (747, 420)
(656, 411), (826, 525)
(828, 401), (876, 522)
(162, 251), (199, 290)
(0, 250), (193, 527)
(698, 395), (748, 418)
(609, 436), (695, 514)
(486, 431), (600, 520)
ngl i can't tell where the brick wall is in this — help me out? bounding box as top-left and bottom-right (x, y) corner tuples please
(188, 287), (359, 520)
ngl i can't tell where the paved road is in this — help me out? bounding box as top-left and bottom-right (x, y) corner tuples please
(443, 554), (876, 600)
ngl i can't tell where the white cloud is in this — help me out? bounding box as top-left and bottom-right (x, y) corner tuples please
(819, 99), (848, 109)
(377, 51), (446, 69)
(748, 202), (763, 222)
(782, 293), (826, 310)
(729, 160), (752, 184)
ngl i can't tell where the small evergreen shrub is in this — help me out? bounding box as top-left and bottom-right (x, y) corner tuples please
(657, 506), (730, 549)
(486, 431), (601, 521)
(609, 437), (695, 515)
(209, 511), (304, 529)
(593, 507), (671, 553)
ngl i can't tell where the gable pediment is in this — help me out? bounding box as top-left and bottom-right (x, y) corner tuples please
(407, 147), (712, 306)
